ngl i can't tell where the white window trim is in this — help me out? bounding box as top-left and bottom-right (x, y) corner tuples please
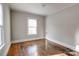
(28, 18), (37, 35)
(0, 4), (4, 50)
(0, 26), (4, 49)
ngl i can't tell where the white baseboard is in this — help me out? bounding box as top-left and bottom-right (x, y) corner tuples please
(11, 38), (44, 43)
(3, 43), (11, 56)
(46, 38), (75, 51)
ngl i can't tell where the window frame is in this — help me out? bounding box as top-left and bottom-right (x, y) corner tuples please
(28, 18), (37, 35)
(0, 4), (4, 50)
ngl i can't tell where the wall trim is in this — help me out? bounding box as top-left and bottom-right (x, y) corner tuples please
(3, 43), (11, 56)
(11, 38), (44, 43)
(46, 38), (76, 51)
(0, 44), (5, 50)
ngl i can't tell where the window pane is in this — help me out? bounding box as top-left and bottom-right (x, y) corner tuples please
(0, 4), (3, 25)
(28, 28), (37, 34)
(28, 19), (37, 35)
(0, 27), (2, 45)
(28, 19), (37, 27)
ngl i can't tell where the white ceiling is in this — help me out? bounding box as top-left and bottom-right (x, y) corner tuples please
(9, 3), (76, 16)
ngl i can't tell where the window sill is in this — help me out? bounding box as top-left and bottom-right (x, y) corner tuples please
(0, 44), (4, 50)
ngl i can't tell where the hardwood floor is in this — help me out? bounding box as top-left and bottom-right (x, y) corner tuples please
(7, 39), (75, 56)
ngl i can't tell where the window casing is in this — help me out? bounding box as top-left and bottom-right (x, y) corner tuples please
(28, 19), (37, 35)
(0, 4), (4, 49)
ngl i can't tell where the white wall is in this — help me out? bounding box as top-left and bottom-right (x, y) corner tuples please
(46, 4), (79, 50)
(11, 10), (45, 42)
(0, 3), (11, 56)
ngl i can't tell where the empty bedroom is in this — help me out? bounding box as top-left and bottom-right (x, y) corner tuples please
(0, 3), (79, 56)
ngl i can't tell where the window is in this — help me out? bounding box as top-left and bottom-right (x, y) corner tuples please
(0, 4), (3, 26)
(0, 28), (2, 45)
(28, 19), (37, 35)
(0, 4), (4, 49)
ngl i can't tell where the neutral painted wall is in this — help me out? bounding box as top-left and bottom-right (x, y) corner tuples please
(0, 4), (11, 55)
(11, 10), (45, 42)
(46, 4), (79, 50)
